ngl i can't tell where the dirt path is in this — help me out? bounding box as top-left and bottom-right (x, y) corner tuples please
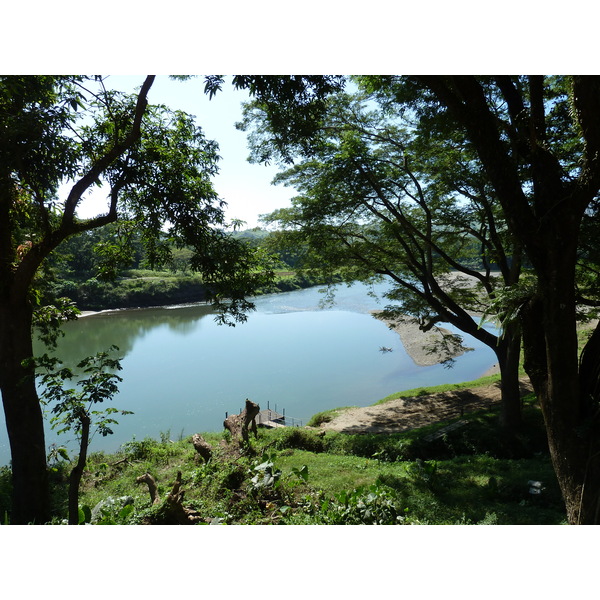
(319, 377), (533, 435)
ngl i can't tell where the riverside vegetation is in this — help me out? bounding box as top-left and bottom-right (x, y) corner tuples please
(0, 374), (566, 525)
(49, 268), (338, 312)
(42, 226), (339, 311)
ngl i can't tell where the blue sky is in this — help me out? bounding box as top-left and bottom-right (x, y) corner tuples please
(76, 75), (294, 228)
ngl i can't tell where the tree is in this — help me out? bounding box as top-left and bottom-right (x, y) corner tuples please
(37, 347), (129, 525)
(241, 75), (600, 523)
(0, 75), (279, 523)
(299, 75), (600, 523)
(47, 222), (145, 282)
(389, 75), (600, 524)
(243, 90), (525, 429)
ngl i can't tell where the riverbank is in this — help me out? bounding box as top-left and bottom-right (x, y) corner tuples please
(53, 270), (343, 312)
(372, 310), (475, 367)
(21, 377), (560, 526)
(318, 375), (533, 434)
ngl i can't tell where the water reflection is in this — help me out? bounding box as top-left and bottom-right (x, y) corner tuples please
(37, 303), (216, 367)
(0, 283), (498, 466)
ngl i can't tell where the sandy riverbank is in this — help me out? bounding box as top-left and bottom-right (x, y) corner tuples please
(319, 376), (532, 434)
(372, 310), (476, 367)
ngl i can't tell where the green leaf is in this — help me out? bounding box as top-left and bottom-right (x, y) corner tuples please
(298, 464), (309, 481)
(292, 465), (309, 482)
(78, 505), (92, 524)
(118, 504), (134, 521)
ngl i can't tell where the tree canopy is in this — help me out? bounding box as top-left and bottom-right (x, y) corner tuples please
(243, 88), (525, 427)
(1, 75), (285, 523)
(241, 75), (600, 523)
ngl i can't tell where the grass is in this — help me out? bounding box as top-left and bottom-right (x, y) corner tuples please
(15, 388), (563, 525)
(306, 406), (357, 427)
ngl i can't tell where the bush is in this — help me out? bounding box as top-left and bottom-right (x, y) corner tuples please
(273, 428), (326, 453)
(325, 432), (409, 462)
(121, 437), (161, 461)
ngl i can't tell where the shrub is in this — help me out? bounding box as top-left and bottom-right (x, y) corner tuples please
(273, 428), (326, 453)
(121, 437), (160, 461)
(325, 432), (409, 462)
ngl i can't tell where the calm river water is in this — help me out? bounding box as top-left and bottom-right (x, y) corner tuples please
(0, 282), (498, 465)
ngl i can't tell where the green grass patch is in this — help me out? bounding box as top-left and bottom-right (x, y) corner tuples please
(374, 373), (503, 405)
(34, 394), (560, 526)
(306, 406), (357, 427)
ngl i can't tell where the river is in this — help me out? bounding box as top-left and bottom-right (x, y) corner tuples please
(0, 282), (498, 465)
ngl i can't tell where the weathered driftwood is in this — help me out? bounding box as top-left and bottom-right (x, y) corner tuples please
(191, 433), (212, 462)
(223, 399), (260, 443)
(136, 471), (203, 524)
(136, 472), (160, 504)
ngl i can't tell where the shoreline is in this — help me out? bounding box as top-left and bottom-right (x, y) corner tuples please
(372, 310), (476, 367)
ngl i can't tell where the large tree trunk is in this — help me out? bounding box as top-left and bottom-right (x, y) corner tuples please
(415, 74), (600, 523)
(522, 254), (600, 524)
(0, 300), (49, 524)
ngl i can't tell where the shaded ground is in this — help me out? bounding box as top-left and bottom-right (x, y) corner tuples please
(319, 377), (533, 434)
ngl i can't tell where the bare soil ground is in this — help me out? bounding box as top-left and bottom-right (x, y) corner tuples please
(319, 377), (533, 435)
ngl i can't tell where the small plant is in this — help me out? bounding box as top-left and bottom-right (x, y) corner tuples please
(91, 498), (135, 524)
(47, 444), (70, 471)
(406, 459), (439, 487)
(250, 452), (282, 492)
(121, 437), (157, 460)
(36, 346), (131, 525)
(273, 428), (326, 453)
(315, 483), (409, 525)
(291, 465), (309, 483)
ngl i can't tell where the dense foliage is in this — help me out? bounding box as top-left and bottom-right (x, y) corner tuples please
(241, 75), (600, 524)
(0, 76), (280, 523)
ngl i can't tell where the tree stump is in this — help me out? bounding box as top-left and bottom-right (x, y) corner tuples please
(224, 399), (260, 444)
(191, 433), (212, 463)
(136, 471), (203, 524)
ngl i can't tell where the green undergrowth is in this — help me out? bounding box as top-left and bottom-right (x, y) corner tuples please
(3, 391), (564, 525)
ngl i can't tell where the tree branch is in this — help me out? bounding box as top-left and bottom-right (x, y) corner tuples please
(61, 75), (155, 227)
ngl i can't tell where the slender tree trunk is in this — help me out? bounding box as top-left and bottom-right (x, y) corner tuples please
(442, 310), (523, 430)
(575, 322), (600, 523)
(496, 322), (523, 430)
(0, 300), (49, 524)
(68, 413), (90, 525)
